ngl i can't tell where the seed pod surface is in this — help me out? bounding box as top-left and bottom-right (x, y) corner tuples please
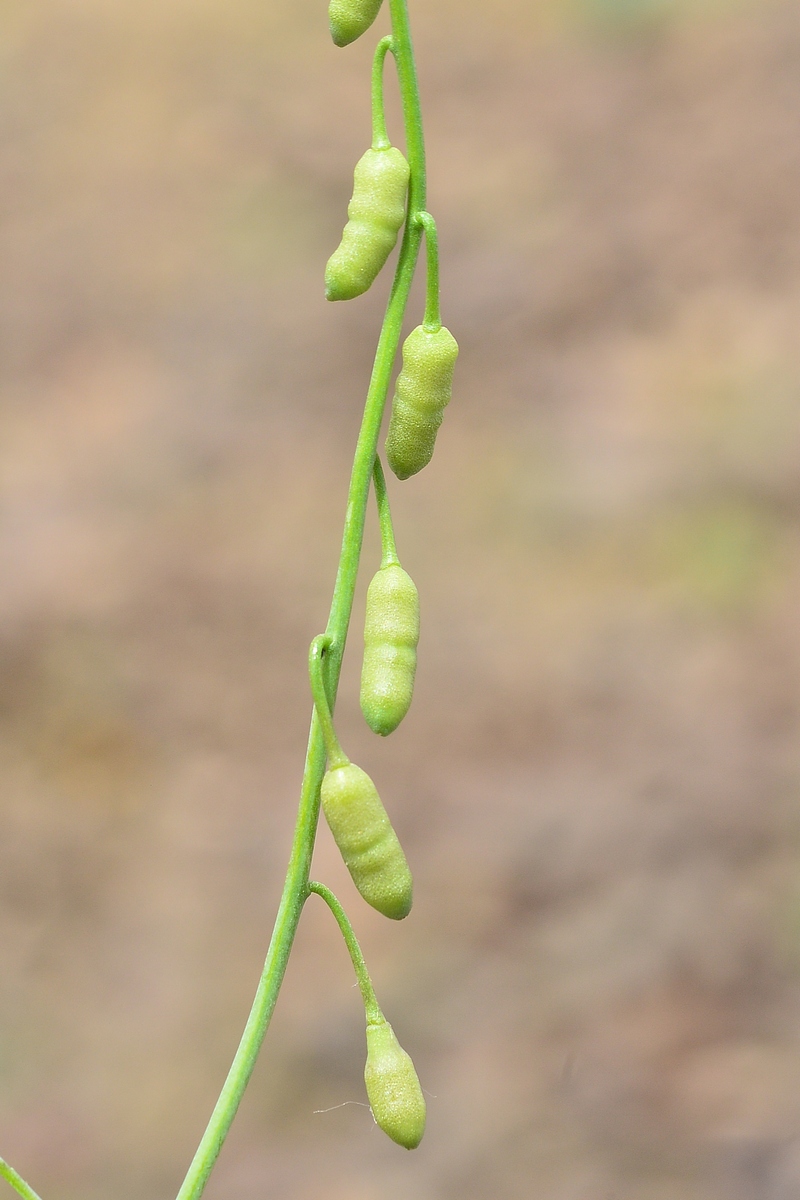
(329, 0), (384, 46)
(365, 1019), (426, 1149)
(361, 563), (419, 736)
(325, 147), (410, 302)
(320, 762), (412, 919)
(386, 324), (459, 480)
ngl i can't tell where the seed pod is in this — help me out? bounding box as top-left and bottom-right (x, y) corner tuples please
(329, 0), (384, 47)
(364, 1018), (426, 1149)
(320, 762), (412, 919)
(360, 563), (419, 736)
(386, 324), (459, 480)
(325, 147), (410, 302)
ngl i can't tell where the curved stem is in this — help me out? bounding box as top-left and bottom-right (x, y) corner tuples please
(371, 36), (394, 149)
(373, 456), (399, 567)
(308, 883), (382, 1024)
(309, 636), (348, 769)
(0, 1158), (43, 1200)
(174, 4), (428, 1198)
(415, 212), (441, 331)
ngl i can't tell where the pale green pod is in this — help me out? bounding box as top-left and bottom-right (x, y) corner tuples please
(386, 324), (459, 480)
(325, 147), (410, 302)
(365, 1019), (426, 1149)
(329, 0), (384, 47)
(320, 762), (413, 919)
(360, 563), (419, 736)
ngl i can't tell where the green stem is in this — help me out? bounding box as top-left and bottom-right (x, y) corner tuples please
(391, 0), (426, 216)
(308, 636), (348, 769)
(174, 3), (427, 1198)
(415, 212), (441, 331)
(371, 36), (394, 150)
(0, 1158), (43, 1200)
(373, 456), (400, 567)
(308, 883), (382, 1024)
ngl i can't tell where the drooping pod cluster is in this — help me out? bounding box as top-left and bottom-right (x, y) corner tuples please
(320, 761), (413, 920)
(360, 562), (419, 736)
(311, 468), (418, 921)
(325, 146), (410, 302)
(386, 323), (459, 479)
(329, 0), (384, 48)
(301, 0), (459, 1154)
(309, 636), (413, 922)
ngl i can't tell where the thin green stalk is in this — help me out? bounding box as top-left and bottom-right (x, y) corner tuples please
(308, 636), (348, 768)
(308, 883), (382, 1024)
(371, 36), (394, 149)
(174, 2), (428, 1198)
(391, 0), (426, 217)
(0, 1158), (43, 1200)
(416, 211), (441, 331)
(373, 456), (399, 567)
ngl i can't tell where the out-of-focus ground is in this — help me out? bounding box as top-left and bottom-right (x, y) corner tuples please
(1, 0), (800, 1196)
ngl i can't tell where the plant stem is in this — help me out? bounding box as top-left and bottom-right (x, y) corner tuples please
(308, 636), (348, 769)
(416, 212), (441, 331)
(174, 3), (427, 1198)
(373, 456), (400, 567)
(371, 36), (394, 150)
(391, 0), (426, 217)
(308, 883), (382, 1024)
(0, 1158), (43, 1200)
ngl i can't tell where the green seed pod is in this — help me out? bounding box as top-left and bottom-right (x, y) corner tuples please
(325, 147), (410, 302)
(320, 762), (413, 919)
(364, 1018), (426, 1149)
(360, 563), (419, 736)
(386, 324), (459, 480)
(329, 0), (384, 47)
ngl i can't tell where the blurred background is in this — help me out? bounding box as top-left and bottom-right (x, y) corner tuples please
(1, 0), (800, 1197)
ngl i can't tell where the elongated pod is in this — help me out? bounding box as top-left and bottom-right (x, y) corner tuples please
(320, 762), (413, 919)
(329, 0), (384, 47)
(365, 1018), (426, 1149)
(325, 146), (409, 302)
(386, 324), (459, 479)
(361, 563), (419, 736)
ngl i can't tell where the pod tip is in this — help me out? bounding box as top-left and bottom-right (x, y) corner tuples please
(329, 22), (354, 47)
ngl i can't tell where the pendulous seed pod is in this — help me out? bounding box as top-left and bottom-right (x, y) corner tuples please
(386, 324), (459, 480)
(360, 562), (419, 736)
(365, 1018), (426, 1149)
(325, 147), (410, 302)
(329, 0), (384, 47)
(320, 762), (413, 919)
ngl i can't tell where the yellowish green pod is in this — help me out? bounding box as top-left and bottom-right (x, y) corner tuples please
(325, 146), (410, 302)
(360, 563), (419, 736)
(329, 0), (384, 47)
(364, 1018), (426, 1149)
(386, 324), (459, 480)
(320, 762), (413, 919)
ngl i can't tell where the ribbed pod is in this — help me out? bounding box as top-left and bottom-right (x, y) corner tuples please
(360, 563), (419, 736)
(329, 0), (384, 47)
(364, 1019), (426, 1149)
(320, 762), (413, 919)
(386, 324), (459, 479)
(325, 147), (410, 302)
